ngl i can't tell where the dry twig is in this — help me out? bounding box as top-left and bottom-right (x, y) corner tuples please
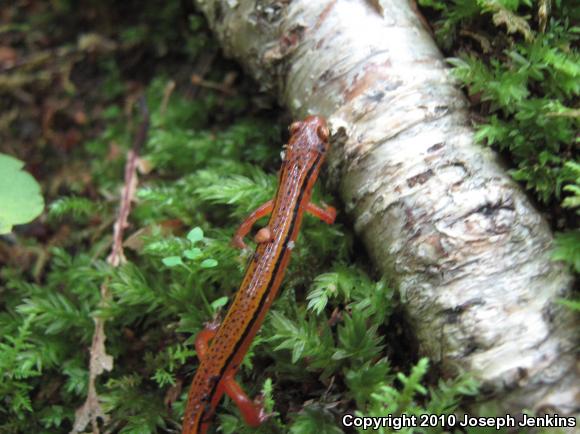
(72, 96), (150, 434)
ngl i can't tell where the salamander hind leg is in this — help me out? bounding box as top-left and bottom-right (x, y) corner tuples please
(219, 373), (270, 427)
(195, 321), (220, 360)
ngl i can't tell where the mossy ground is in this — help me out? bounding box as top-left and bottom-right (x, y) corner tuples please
(0, 1), (576, 433)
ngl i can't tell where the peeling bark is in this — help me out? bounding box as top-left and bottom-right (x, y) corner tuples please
(193, 0), (579, 416)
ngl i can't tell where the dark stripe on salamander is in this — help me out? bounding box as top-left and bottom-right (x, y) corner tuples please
(197, 153), (322, 426)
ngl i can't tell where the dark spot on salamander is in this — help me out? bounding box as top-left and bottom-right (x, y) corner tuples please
(202, 404), (215, 422)
(208, 375), (220, 386)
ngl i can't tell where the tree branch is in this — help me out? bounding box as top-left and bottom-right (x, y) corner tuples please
(193, 0), (578, 416)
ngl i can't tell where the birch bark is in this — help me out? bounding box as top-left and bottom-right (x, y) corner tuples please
(193, 0), (578, 416)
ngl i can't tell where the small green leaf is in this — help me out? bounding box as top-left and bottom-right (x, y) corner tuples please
(200, 258), (218, 268)
(0, 153), (44, 234)
(162, 256), (183, 267)
(187, 227), (204, 244)
(210, 296), (228, 310)
(183, 248), (202, 260)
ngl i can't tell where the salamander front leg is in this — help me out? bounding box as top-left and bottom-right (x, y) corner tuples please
(232, 200), (274, 249)
(306, 202), (336, 224)
(232, 200), (336, 250)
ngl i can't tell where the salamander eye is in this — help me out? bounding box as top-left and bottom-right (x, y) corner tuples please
(289, 121), (302, 135)
(317, 125), (330, 142)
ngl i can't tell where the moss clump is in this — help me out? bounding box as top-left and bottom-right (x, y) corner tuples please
(418, 0), (579, 273)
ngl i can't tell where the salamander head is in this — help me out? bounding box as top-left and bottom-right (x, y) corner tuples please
(287, 115), (330, 156)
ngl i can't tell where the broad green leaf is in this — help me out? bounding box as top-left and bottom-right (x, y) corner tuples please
(162, 256), (183, 267)
(0, 154), (44, 234)
(200, 258), (218, 268)
(183, 248), (202, 260)
(210, 296), (228, 311)
(187, 227), (204, 244)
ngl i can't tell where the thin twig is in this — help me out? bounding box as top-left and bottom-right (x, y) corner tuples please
(160, 80), (176, 117)
(191, 73), (237, 95)
(72, 95), (150, 434)
(107, 96), (149, 266)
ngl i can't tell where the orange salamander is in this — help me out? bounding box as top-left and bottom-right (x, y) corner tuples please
(181, 115), (336, 434)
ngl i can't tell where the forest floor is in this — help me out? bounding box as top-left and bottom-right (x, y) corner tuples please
(0, 1), (577, 433)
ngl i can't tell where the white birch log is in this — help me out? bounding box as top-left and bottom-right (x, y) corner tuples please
(193, 0), (579, 416)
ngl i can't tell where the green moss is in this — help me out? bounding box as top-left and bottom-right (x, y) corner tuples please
(0, 64), (479, 434)
(8, 1), (578, 433)
(420, 0), (579, 273)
